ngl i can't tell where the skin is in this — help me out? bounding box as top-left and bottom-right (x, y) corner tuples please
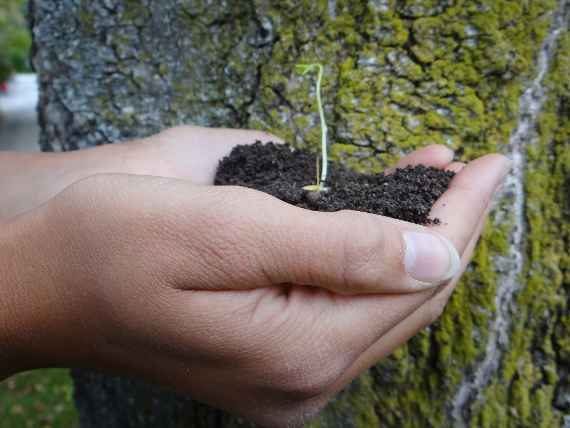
(0, 126), (509, 427)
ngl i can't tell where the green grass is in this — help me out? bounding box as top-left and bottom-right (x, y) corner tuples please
(0, 369), (78, 428)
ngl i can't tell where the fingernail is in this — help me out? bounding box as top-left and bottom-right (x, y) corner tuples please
(403, 231), (461, 286)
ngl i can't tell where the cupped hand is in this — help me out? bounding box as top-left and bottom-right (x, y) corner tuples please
(10, 127), (508, 427)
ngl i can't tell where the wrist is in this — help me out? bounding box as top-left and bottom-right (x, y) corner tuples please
(0, 209), (98, 378)
(0, 141), (147, 222)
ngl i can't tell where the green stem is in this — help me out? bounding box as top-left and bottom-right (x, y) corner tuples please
(315, 64), (328, 187)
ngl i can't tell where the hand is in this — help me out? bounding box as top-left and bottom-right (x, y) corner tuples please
(0, 128), (509, 427)
(0, 126), (280, 220)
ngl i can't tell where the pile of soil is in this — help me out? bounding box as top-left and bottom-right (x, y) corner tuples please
(214, 142), (455, 225)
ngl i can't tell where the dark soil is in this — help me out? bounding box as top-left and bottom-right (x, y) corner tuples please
(214, 142), (455, 225)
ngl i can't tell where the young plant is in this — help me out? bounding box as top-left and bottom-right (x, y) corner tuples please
(295, 63), (329, 192)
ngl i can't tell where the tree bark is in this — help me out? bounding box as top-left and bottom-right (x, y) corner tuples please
(30, 0), (570, 426)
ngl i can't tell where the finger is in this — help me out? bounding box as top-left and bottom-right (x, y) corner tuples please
(430, 154), (509, 254)
(368, 200), (489, 361)
(385, 144), (455, 175)
(316, 285), (436, 363)
(422, 194), (493, 320)
(148, 126), (283, 185)
(175, 184), (462, 295)
(330, 194), (492, 386)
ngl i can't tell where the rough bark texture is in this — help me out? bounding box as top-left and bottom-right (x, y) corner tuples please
(31, 0), (569, 426)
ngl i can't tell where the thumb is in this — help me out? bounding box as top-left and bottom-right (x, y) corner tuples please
(204, 186), (461, 295)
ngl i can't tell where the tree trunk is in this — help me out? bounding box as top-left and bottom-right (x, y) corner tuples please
(30, 0), (570, 426)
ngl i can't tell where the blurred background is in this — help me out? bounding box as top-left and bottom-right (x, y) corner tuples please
(0, 0), (37, 153)
(0, 0), (78, 426)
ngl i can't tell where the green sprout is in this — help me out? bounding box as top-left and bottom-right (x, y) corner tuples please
(295, 63), (329, 192)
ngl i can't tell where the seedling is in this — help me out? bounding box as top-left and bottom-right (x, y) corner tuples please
(295, 63), (329, 192)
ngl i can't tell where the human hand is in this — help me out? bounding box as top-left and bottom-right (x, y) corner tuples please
(0, 132), (508, 427)
(0, 126), (279, 221)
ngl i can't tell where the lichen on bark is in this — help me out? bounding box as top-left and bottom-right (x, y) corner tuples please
(30, 0), (569, 426)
